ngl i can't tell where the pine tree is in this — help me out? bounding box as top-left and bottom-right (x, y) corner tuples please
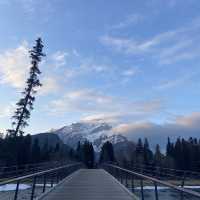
(143, 138), (153, 166)
(42, 139), (50, 161)
(7, 38), (45, 137)
(82, 141), (95, 168)
(99, 141), (115, 163)
(135, 138), (144, 165)
(32, 138), (41, 163)
(174, 138), (183, 169)
(76, 141), (82, 161)
(154, 144), (163, 166)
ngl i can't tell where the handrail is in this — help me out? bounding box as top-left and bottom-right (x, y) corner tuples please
(132, 163), (200, 177)
(104, 164), (200, 198)
(0, 161), (69, 179)
(0, 162), (83, 200)
(0, 163), (80, 186)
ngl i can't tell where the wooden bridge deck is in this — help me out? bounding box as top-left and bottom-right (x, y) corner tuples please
(38, 169), (138, 200)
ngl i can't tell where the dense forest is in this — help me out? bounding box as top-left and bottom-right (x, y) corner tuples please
(122, 137), (200, 171)
(1, 132), (200, 173)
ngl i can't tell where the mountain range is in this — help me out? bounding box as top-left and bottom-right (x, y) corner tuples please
(32, 121), (136, 162)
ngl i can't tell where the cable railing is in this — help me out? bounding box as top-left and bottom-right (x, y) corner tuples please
(0, 161), (70, 181)
(0, 163), (83, 200)
(103, 163), (200, 200)
(131, 163), (200, 180)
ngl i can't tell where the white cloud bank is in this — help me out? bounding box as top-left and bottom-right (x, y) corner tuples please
(112, 112), (200, 148)
(0, 41), (61, 95)
(48, 88), (163, 124)
(0, 41), (30, 88)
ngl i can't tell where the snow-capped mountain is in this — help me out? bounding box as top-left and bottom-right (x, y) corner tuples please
(49, 121), (128, 151)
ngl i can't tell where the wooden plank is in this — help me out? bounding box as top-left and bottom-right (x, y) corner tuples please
(38, 169), (138, 200)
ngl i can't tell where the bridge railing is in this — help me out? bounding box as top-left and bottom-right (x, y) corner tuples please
(131, 163), (200, 181)
(103, 163), (200, 200)
(0, 161), (70, 181)
(0, 163), (82, 200)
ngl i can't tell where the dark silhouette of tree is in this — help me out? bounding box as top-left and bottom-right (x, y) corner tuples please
(82, 141), (94, 168)
(166, 137), (173, 157)
(135, 138), (144, 165)
(42, 139), (50, 161)
(143, 138), (153, 165)
(174, 138), (184, 169)
(32, 138), (41, 163)
(7, 38), (45, 137)
(154, 144), (163, 167)
(17, 135), (32, 165)
(76, 141), (82, 161)
(99, 141), (115, 163)
(54, 143), (60, 152)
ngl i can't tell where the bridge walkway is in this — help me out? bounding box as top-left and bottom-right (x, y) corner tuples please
(38, 169), (138, 200)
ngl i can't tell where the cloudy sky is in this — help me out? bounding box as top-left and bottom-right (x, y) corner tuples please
(0, 0), (200, 137)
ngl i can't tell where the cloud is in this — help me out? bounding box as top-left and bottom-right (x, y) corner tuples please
(101, 18), (200, 65)
(52, 51), (68, 68)
(81, 113), (120, 124)
(0, 41), (62, 96)
(111, 14), (144, 29)
(112, 112), (200, 148)
(17, 0), (54, 20)
(0, 41), (30, 88)
(48, 89), (163, 124)
(122, 68), (138, 77)
(0, 104), (14, 118)
(38, 77), (60, 95)
(175, 112), (200, 127)
(154, 72), (196, 90)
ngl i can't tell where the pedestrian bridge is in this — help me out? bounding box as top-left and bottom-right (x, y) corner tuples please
(39, 169), (138, 200)
(1, 163), (200, 200)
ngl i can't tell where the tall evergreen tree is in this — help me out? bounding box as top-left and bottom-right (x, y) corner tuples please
(143, 138), (153, 165)
(32, 138), (41, 163)
(82, 141), (94, 168)
(99, 141), (115, 163)
(154, 144), (163, 166)
(135, 138), (144, 165)
(76, 141), (82, 161)
(7, 38), (45, 137)
(174, 138), (183, 169)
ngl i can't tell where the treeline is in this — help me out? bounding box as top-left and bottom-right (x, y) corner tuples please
(75, 141), (115, 168)
(76, 141), (94, 168)
(0, 134), (75, 167)
(166, 137), (200, 171)
(121, 137), (200, 172)
(71, 137), (200, 172)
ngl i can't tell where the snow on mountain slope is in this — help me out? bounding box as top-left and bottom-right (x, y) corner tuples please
(50, 121), (128, 151)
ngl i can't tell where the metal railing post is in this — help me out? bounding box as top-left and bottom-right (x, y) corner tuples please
(51, 173), (54, 187)
(180, 172), (186, 200)
(42, 174), (46, 193)
(120, 170), (122, 183)
(56, 171), (59, 183)
(131, 175), (135, 193)
(140, 178), (144, 200)
(14, 180), (20, 200)
(125, 172), (128, 187)
(31, 176), (37, 200)
(154, 181), (158, 200)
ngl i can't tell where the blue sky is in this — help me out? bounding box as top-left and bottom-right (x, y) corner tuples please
(0, 0), (200, 135)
